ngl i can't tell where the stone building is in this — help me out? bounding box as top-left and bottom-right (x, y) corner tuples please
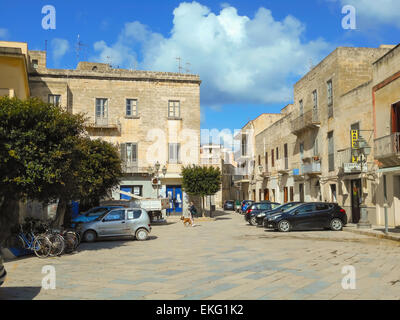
(28, 50), (201, 215)
(253, 104), (297, 204)
(233, 113), (283, 201)
(289, 46), (393, 223)
(373, 44), (400, 227)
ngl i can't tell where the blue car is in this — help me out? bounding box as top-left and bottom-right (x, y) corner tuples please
(71, 206), (124, 227)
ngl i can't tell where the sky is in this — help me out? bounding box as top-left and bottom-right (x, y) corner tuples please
(1, 0), (399, 143)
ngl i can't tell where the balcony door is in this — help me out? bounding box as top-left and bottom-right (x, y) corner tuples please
(95, 98), (108, 126)
(391, 102), (400, 133)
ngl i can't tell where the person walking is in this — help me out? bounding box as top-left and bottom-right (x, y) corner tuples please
(189, 202), (198, 227)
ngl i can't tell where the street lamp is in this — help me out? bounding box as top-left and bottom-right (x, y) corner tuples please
(148, 161), (167, 199)
(353, 138), (372, 229)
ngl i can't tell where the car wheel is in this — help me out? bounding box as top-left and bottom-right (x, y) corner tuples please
(135, 228), (149, 241)
(330, 218), (343, 231)
(83, 230), (97, 243)
(277, 220), (291, 232)
(250, 216), (257, 226)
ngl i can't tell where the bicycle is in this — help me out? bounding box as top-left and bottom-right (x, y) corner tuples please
(5, 223), (52, 258)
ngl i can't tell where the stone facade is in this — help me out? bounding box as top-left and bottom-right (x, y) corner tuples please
(372, 44), (400, 227)
(28, 51), (201, 215)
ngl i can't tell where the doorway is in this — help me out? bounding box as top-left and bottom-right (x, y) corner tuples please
(166, 185), (183, 215)
(264, 189), (269, 201)
(299, 183), (305, 202)
(351, 179), (361, 223)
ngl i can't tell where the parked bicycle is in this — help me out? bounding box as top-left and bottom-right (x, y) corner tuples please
(5, 222), (52, 258)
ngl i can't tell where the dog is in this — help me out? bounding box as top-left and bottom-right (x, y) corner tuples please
(180, 216), (193, 227)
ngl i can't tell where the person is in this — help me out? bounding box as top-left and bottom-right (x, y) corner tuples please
(189, 202), (198, 226)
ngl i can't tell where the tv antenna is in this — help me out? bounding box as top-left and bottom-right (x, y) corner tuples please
(185, 62), (191, 74)
(75, 34), (87, 62)
(176, 57), (183, 73)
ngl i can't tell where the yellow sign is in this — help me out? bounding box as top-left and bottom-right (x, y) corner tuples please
(351, 130), (359, 148)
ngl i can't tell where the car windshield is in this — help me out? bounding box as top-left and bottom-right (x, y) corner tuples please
(281, 203), (300, 212)
(287, 203), (304, 213)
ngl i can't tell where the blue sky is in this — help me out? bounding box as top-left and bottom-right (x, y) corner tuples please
(1, 0), (399, 137)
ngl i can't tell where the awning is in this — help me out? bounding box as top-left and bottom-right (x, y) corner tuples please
(377, 166), (400, 173)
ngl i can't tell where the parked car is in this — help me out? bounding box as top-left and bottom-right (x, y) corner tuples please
(241, 200), (254, 214)
(71, 206), (125, 227)
(0, 250), (6, 286)
(264, 202), (348, 232)
(76, 207), (152, 242)
(255, 202), (302, 226)
(245, 201), (281, 225)
(223, 200), (235, 211)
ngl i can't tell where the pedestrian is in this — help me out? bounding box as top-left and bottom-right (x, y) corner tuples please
(189, 201), (198, 226)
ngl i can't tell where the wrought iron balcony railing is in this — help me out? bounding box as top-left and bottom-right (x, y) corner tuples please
(291, 109), (320, 135)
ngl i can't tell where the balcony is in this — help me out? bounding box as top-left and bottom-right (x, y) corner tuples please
(122, 162), (139, 174)
(276, 158), (290, 174)
(337, 148), (367, 173)
(85, 117), (120, 131)
(291, 109), (320, 135)
(374, 133), (400, 167)
(300, 161), (321, 175)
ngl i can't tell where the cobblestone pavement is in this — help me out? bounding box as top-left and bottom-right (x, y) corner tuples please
(1, 211), (400, 300)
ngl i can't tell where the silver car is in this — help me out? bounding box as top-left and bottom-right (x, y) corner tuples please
(76, 208), (152, 242)
(0, 250), (6, 286)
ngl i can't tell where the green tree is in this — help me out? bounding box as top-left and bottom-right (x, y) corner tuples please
(53, 137), (122, 227)
(0, 96), (85, 239)
(181, 165), (221, 217)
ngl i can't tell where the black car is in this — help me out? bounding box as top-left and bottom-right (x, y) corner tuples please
(255, 202), (302, 226)
(264, 202), (348, 232)
(245, 201), (281, 225)
(223, 200), (235, 211)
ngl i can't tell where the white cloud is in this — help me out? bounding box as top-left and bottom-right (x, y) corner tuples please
(0, 28), (9, 39)
(91, 1), (331, 105)
(51, 38), (70, 65)
(337, 0), (400, 28)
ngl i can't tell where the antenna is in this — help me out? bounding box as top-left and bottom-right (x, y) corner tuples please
(75, 34), (87, 63)
(176, 57), (183, 73)
(185, 62), (191, 74)
(44, 40), (48, 52)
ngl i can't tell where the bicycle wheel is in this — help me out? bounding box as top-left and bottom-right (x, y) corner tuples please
(33, 236), (52, 258)
(48, 233), (65, 256)
(63, 232), (78, 253)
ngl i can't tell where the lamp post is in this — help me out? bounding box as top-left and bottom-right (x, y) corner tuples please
(148, 161), (167, 199)
(353, 138), (372, 229)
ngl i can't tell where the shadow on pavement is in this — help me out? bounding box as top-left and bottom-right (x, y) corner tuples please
(0, 286), (41, 300)
(215, 217), (232, 221)
(78, 235), (158, 251)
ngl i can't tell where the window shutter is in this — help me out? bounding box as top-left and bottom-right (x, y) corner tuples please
(120, 143), (126, 162)
(177, 144), (180, 163)
(132, 143), (137, 162)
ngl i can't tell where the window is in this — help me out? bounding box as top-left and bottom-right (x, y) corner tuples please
(300, 143), (304, 160)
(265, 152), (268, 170)
(328, 131), (335, 172)
(168, 100), (180, 118)
(276, 147), (279, 160)
(330, 184), (337, 202)
(284, 144), (288, 169)
(299, 100), (304, 116)
(297, 204), (314, 214)
(271, 149), (275, 167)
(259, 203), (271, 210)
(312, 90), (318, 121)
(32, 59), (38, 69)
(121, 143), (138, 163)
(169, 143), (181, 163)
(241, 135), (247, 156)
(316, 204), (330, 211)
(327, 80), (333, 118)
(258, 155), (261, 166)
(48, 94), (61, 106)
(104, 210), (125, 221)
(290, 187), (294, 202)
(313, 137), (319, 156)
(127, 210), (142, 220)
(126, 99), (138, 117)
(95, 98), (108, 124)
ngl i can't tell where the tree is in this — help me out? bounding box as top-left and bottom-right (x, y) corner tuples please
(181, 165), (221, 217)
(0, 96), (85, 240)
(53, 137), (122, 227)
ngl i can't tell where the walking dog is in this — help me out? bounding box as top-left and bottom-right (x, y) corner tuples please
(180, 216), (193, 227)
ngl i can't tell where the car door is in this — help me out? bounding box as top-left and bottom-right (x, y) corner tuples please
(291, 204), (315, 230)
(314, 203), (332, 228)
(98, 209), (127, 236)
(126, 209), (143, 234)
